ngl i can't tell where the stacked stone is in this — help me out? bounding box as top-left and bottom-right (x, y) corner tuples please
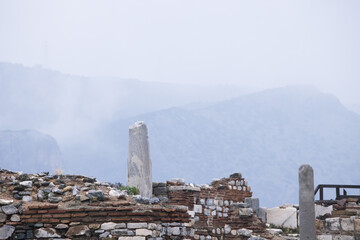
(159, 174), (267, 239)
(0, 169), (129, 205)
(0, 199), (21, 239)
(316, 198), (360, 239)
(0, 203), (193, 239)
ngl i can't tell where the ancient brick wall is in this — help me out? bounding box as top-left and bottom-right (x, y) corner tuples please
(0, 203), (193, 239)
(154, 174), (267, 239)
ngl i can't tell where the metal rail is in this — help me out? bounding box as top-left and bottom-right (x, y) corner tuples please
(314, 184), (360, 201)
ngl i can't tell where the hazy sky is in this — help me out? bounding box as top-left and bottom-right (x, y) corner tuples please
(1, 0), (359, 104)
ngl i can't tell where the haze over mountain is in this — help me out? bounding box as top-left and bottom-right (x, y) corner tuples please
(1, 63), (359, 207)
(103, 86), (360, 207)
(0, 129), (62, 173)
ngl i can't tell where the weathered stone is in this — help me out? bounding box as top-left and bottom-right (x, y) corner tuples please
(237, 228), (252, 237)
(37, 190), (44, 201)
(48, 196), (62, 203)
(118, 237), (145, 240)
(326, 217), (340, 231)
(128, 222), (148, 229)
(2, 204), (18, 214)
(0, 213), (6, 222)
(341, 218), (354, 231)
(18, 173), (29, 181)
(239, 208), (253, 217)
(136, 228), (153, 236)
(333, 236), (354, 240)
(22, 196), (32, 202)
(19, 181), (32, 188)
(99, 231), (110, 238)
(194, 205), (202, 213)
(299, 164), (316, 240)
(127, 121), (152, 198)
(111, 229), (133, 236)
(315, 204), (333, 217)
(0, 199), (13, 206)
(88, 190), (104, 201)
(10, 214), (20, 222)
(34, 228), (60, 238)
(89, 223), (101, 229)
(62, 186), (72, 192)
(229, 173), (242, 178)
(149, 197), (160, 204)
(224, 224), (231, 234)
(266, 206), (297, 229)
(55, 223), (69, 229)
(101, 222), (126, 230)
(245, 198), (259, 216)
(317, 235), (332, 240)
(65, 225), (89, 237)
(0, 225), (15, 239)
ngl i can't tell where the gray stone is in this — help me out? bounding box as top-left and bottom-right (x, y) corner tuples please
(65, 225), (89, 237)
(237, 228), (252, 237)
(22, 196), (32, 202)
(0, 213), (6, 222)
(2, 205), (18, 214)
(72, 186), (80, 195)
(224, 224), (231, 234)
(37, 190), (44, 201)
(0, 199), (13, 206)
(34, 228), (60, 238)
(245, 198), (259, 216)
(88, 190), (104, 201)
(19, 181), (32, 188)
(239, 208), (253, 217)
(55, 223), (68, 229)
(48, 196), (62, 203)
(101, 222), (126, 230)
(127, 121), (152, 198)
(128, 222), (148, 229)
(326, 217), (340, 231)
(0, 225), (15, 239)
(10, 214), (20, 222)
(99, 231), (110, 238)
(112, 229), (134, 236)
(150, 197), (160, 204)
(299, 164), (316, 240)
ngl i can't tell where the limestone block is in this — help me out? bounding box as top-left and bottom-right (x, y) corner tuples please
(136, 229), (152, 236)
(266, 207), (297, 229)
(237, 228), (252, 237)
(101, 222), (126, 230)
(0, 213), (7, 222)
(118, 237), (146, 240)
(315, 204), (333, 218)
(0, 199), (13, 205)
(258, 207), (267, 223)
(317, 235), (332, 240)
(127, 121), (152, 198)
(239, 208), (253, 217)
(194, 205), (202, 213)
(1, 205), (18, 215)
(10, 214), (20, 222)
(127, 223), (148, 229)
(224, 224), (231, 234)
(65, 225), (89, 237)
(355, 218), (360, 232)
(326, 217), (340, 231)
(341, 218), (354, 231)
(35, 228), (60, 238)
(333, 235), (354, 240)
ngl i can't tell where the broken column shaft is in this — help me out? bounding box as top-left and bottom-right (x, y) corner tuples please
(299, 164), (316, 240)
(127, 121), (152, 198)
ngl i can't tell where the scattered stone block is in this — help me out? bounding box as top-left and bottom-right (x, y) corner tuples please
(266, 206), (297, 229)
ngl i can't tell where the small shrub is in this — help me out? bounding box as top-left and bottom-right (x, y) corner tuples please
(118, 186), (139, 195)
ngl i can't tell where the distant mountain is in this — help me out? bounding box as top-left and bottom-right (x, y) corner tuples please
(102, 86), (360, 207)
(0, 130), (62, 173)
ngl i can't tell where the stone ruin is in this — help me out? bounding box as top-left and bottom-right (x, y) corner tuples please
(1, 121), (358, 239)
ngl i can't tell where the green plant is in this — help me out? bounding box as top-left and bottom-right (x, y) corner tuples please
(118, 186), (139, 195)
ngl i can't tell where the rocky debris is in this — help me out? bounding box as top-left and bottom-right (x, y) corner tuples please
(0, 225), (15, 239)
(2, 204), (18, 214)
(0, 169), (131, 207)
